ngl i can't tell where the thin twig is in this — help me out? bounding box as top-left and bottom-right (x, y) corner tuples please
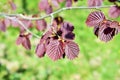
(3, 15), (40, 38)
(0, 5), (115, 38)
(0, 5), (115, 21)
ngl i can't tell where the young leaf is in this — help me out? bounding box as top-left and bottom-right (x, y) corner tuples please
(22, 37), (31, 50)
(87, 0), (103, 7)
(109, 6), (120, 18)
(0, 20), (6, 32)
(86, 11), (106, 27)
(46, 40), (64, 61)
(36, 19), (47, 31)
(36, 43), (46, 58)
(65, 41), (79, 60)
(98, 22), (118, 42)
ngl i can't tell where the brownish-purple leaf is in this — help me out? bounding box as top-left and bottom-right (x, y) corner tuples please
(109, 6), (120, 18)
(65, 41), (79, 60)
(9, 1), (17, 10)
(4, 19), (11, 27)
(36, 43), (46, 58)
(94, 24), (100, 37)
(38, 0), (48, 11)
(87, 0), (103, 7)
(16, 36), (24, 45)
(0, 20), (6, 32)
(98, 22), (118, 42)
(66, 0), (72, 7)
(36, 19), (47, 31)
(46, 40), (64, 61)
(22, 37), (31, 50)
(86, 11), (106, 27)
(45, 5), (53, 14)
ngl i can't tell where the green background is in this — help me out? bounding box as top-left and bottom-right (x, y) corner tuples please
(0, 0), (120, 80)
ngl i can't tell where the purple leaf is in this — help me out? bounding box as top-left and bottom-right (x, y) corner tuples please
(9, 1), (17, 10)
(98, 21), (118, 42)
(36, 43), (46, 58)
(65, 41), (79, 60)
(87, 0), (103, 7)
(86, 11), (106, 27)
(66, 0), (72, 7)
(36, 19), (47, 31)
(22, 37), (31, 50)
(109, 6), (120, 18)
(16, 33), (31, 50)
(45, 5), (53, 14)
(4, 19), (11, 27)
(38, 0), (48, 11)
(0, 20), (6, 32)
(46, 40), (64, 61)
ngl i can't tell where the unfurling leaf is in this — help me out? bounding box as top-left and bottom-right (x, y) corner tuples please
(65, 41), (79, 60)
(16, 33), (31, 50)
(46, 40), (64, 61)
(86, 11), (106, 27)
(22, 37), (31, 50)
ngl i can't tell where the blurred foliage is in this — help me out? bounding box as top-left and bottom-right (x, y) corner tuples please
(0, 0), (120, 80)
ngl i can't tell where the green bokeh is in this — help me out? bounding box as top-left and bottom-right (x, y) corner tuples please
(0, 0), (120, 80)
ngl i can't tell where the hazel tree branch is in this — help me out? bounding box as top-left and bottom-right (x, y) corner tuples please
(0, 5), (115, 38)
(3, 15), (40, 38)
(0, 5), (115, 21)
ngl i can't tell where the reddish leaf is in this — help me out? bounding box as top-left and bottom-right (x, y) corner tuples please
(45, 5), (53, 14)
(87, 0), (103, 7)
(0, 20), (6, 32)
(38, 0), (48, 11)
(22, 37), (31, 50)
(20, 20), (33, 32)
(109, 6), (120, 18)
(65, 41), (79, 60)
(36, 43), (46, 58)
(51, 0), (59, 8)
(66, 0), (72, 7)
(16, 36), (24, 45)
(98, 21), (118, 42)
(94, 24), (100, 37)
(86, 11), (106, 27)
(110, 21), (119, 28)
(4, 19), (11, 27)
(46, 40), (64, 61)
(36, 19), (47, 31)
(16, 33), (31, 50)
(9, 1), (17, 10)
(40, 31), (52, 44)
(11, 19), (19, 27)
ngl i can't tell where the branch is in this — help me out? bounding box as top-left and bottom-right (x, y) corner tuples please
(3, 15), (40, 38)
(0, 5), (115, 21)
(0, 5), (115, 38)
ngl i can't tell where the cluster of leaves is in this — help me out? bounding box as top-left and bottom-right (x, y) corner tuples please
(0, 0), (120, 61)
(36, 16), (79, 61)
(86, 11), (120, 42)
